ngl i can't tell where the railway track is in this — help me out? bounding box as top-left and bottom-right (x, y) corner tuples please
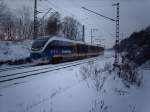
(0, 64), (36, 72)
(0, 56), (103, 83)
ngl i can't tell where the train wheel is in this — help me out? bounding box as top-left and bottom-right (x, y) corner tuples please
(48, 57), (52, 64)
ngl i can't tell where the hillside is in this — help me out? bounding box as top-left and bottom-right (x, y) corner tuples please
(120, 26), (150, 66)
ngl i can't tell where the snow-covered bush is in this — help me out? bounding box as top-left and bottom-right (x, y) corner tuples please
(80, 61), (112, 91)
(118, 61), (143, 87)
(89, 99), (109, 112)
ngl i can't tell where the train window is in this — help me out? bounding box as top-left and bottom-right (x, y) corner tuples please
(45, 40), (57, 49)
(52, 40), (72, 47)
(32, 37), (49, 50)
(46, 40), (74, 50)
(77, 44), (86, 53)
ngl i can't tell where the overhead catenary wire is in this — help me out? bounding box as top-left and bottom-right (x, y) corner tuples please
(38, 8), (52, 12)
(38, 8), (52, 23)
(46, 0), (78, 19)
(82, 7), (116, 22)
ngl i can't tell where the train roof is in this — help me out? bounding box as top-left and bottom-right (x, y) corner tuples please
(50, 36), (84, 44)
(48, 36), (103, 47)
(35, 35), (103, 47)
(32, 35), (104, 53)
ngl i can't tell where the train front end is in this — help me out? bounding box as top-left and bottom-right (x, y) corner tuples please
(30, 37), (51, 64)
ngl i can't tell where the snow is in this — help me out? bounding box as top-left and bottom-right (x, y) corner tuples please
(0, 40), (31, 61)
(0, 50), (150, 112)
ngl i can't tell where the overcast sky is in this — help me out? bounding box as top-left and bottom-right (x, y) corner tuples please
(4, 0), (150, 48)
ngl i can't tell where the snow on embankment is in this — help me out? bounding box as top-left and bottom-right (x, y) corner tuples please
(0, 40), (31, 62)
(0, 50), (150, 112)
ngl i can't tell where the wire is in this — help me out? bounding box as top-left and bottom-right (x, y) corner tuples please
(38, 8), (51, 12)
(46, 0), (78, 18)
(82, 7), (116, 22)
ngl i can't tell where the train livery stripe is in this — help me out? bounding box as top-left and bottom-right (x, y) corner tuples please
(53, 52), (101, 59)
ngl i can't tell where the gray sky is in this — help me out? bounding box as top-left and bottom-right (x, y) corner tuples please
(4, 0), (150, 48)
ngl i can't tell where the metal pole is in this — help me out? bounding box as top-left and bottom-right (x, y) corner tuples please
(82, 4), (120, 69)
(91, 28), (92, 44)
(114, 3), (120, 67)
(82, 25), (85, 42)
(33, 0), (38, 39)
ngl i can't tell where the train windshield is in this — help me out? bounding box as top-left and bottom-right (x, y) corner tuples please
(32, 37), (50, 51)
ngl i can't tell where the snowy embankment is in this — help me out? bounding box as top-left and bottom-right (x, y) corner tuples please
(0, 40), (31, 62)
(0, 50), (150, 112)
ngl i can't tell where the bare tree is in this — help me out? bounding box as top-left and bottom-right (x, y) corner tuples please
(2, 9), (16, 40)
(38, 19), (47, 36)
(17, 6), (33, 40)
(45, 12), (61, 35)
(0, 3), (33, 40)
(0, 1), (9, 40)
(61, 16), (82, 40)
(0, 3), (30, 40)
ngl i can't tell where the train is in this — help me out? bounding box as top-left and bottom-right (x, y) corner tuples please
(30, 35), (104, 64)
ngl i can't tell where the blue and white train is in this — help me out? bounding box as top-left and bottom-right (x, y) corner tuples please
(30, 35), (104, 64)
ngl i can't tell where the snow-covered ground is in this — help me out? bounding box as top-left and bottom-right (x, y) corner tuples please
(0, 50), (150, 112)
(0, 40), (31, 61)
